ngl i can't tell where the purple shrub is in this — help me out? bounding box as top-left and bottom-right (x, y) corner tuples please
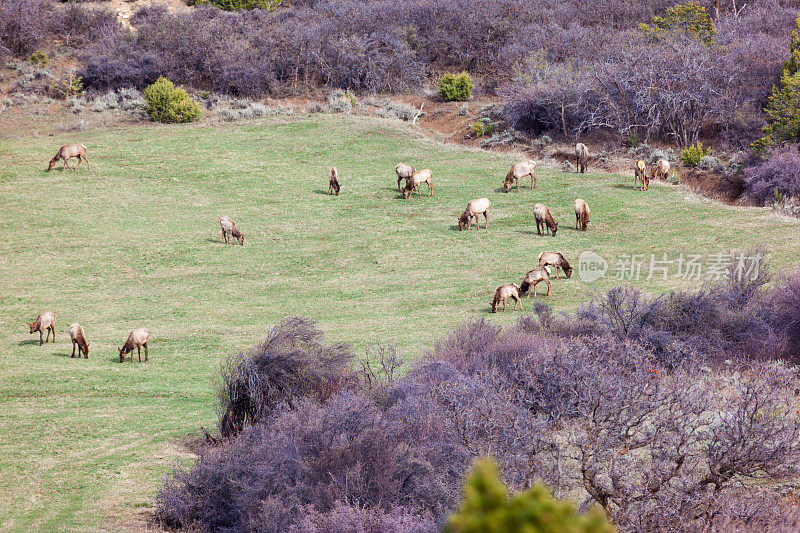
(216, 316), (354, 437)
(0, 0), (51, 56)
(744, 145), (800, 204)
(773, 270), (800, 359)
(156, 290), (800, 532)
(155, 391), (462, 532)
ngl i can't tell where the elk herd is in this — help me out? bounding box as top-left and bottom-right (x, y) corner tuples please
(27, 309), (150, 363)
(26, 140), (676, 358)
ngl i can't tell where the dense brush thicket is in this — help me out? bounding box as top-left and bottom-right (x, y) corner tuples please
(2, 0), (799, 149)
(155, 267), (800, 532)
(744, 144), (800, 204)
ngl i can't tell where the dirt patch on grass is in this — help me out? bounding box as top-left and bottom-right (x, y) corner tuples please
(678, 168), (747, 205)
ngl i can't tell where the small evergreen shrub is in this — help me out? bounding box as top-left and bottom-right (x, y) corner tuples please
(639, 1), (716, 47)
(681, 141), (711, 167)
(142, 77), (201, 124)
(51, 73), (85, 99)
(469, 118), (494, 138)
(28, 50), (48, 67)
(439, 72), (473, 102)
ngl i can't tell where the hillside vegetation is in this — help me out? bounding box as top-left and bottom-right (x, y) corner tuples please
(0, 114), (799, 529)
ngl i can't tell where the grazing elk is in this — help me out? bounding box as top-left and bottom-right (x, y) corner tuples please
(220, 216), (244, 245)
(459, 198), (491, 230)
(654, 159), (671, 181)
(119, 327), (150, 362)
(533, 203), (558, 236)
(573, 198), (589, 231)
(634, 160), (649, 190)
(328, 167), (341, 195)
(402, 168), (433, 199)
(575, 143), (588, 174)
(69, 323), (89, 358)
(503, 160), (537, 192)
(29, 310), (55, 345)
(48, 143), (90, 171)
(491, 283), (523, 313)
(520, 267), (551, 298)
(395, 163), (416, 193)
(538, 251), (573, 279)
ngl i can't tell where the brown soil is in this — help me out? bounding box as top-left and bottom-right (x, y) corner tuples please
(678, 168), (748, 205)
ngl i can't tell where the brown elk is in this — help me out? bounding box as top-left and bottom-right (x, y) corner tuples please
(48, 143), (90, 171)
(220, 216), (244, 245)
(538, 251), (573, 279)
(634, 160), (649, 190)
(503, 160), (537, 192)
(459, 198), (491, 230)
(519, 267), (551, 298)
(119, 327), (150, 362)
(533, 203), (558, 236)
(491, 283), (523, 313)
(69, 323), (89, 358)
(395, 163), (416, 193)
(403, 169), (433, 199)
(573, 198), (589, 231)
(29, 310), (55, 345)
(653, 159), (671, 181)
(328, 167), (341, 195)
(575, 143), (588, 174)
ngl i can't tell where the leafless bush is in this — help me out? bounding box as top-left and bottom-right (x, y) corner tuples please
(216, 316), (354, 437)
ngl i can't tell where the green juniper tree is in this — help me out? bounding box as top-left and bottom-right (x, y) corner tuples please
(639, 2), (717, 47)
(753, 12), (800, 157)
(445, 458), (615, 533)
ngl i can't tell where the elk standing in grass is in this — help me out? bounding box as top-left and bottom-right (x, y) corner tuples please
(534, 203), (558, 236)
(220, 216), (244, 245)
(395, 163), (416, 193)
(69, 323), (89, 358)
(403, 168), (433, 199)
(47, 143), (90, 171)
(575, 143), (588, 174)
(328, 167), (340, 195)
(520, 267), (551, 298)
(538, 251), (573, 279)
(491, 283), (523, 313)
(459, 198), (491, 230)
(29, 310), (55, 345)
(119, 327), (150, 363)
(573, 198), (589, 231)
(654, 159), (671, 181)
(634, 160), (649, 190)
(503, 160), (537, 192)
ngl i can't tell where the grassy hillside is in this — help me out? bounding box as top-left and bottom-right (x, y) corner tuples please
(0, 114), (798, 530)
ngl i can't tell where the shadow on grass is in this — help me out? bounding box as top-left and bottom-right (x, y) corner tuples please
(115, 356), (149, 364)
(54, 351), (89, 359)
(517, 229), (555, 236)
(17, 339), (45, 346)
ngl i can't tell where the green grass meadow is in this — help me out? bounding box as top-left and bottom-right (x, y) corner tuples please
(0, 114), (799, 530)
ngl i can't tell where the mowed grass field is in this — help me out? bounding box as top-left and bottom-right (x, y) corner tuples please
(0, 114), (799, 531)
